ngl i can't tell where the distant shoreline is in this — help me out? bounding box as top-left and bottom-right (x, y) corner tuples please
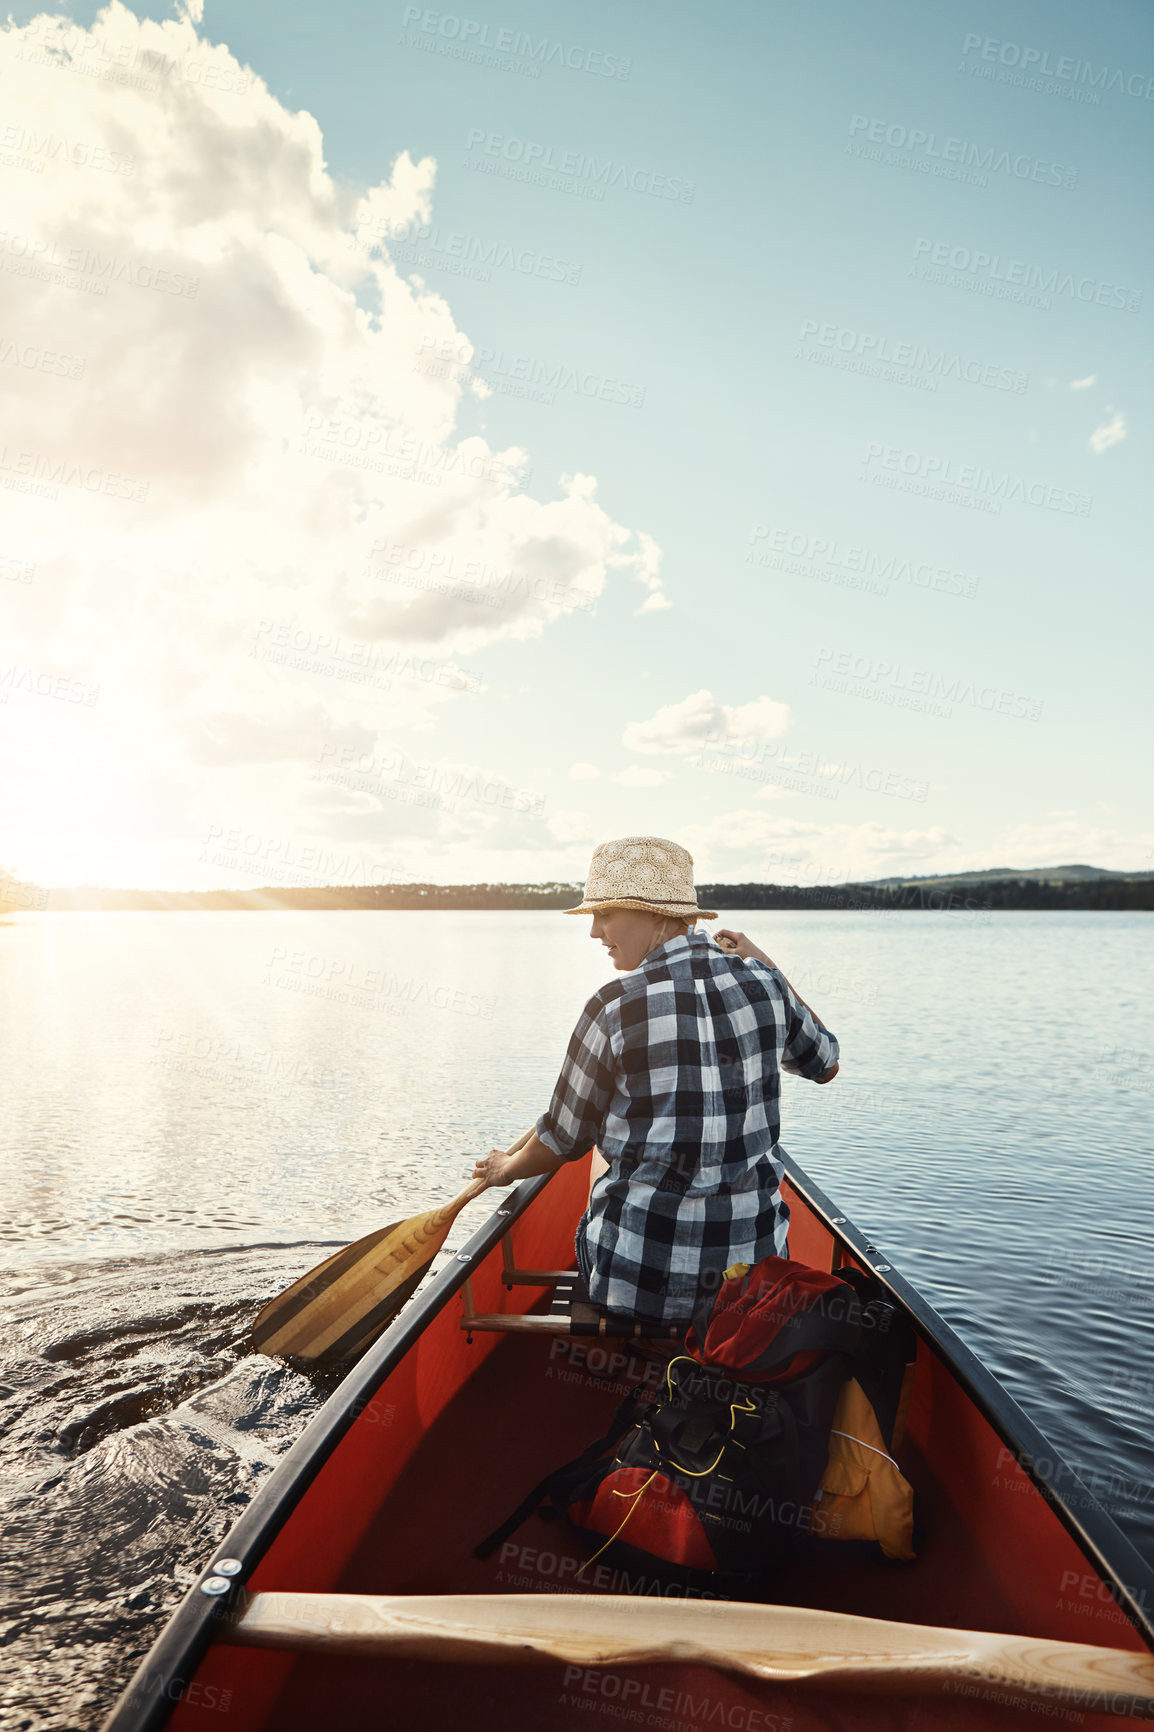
(9, 876), (1154, 913)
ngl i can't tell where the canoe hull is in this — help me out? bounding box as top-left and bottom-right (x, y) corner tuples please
(104, 1154), (1154, 1732)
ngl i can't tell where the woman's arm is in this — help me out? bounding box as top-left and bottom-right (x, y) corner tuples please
(472, 1129), (563, 1190)
(715, 928), (839, 1084)
(475, 993), (615, 1191)
(715, 927), (818, 1012)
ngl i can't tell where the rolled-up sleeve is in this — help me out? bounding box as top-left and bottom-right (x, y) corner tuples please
(536, 994), (617, 1162)
(780, 983), (839, 1081)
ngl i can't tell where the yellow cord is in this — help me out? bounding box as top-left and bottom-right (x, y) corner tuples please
(654, 1357), (758, 1477)
(575, 1359), (758, 1578)
(576, 1470), (660, 1579)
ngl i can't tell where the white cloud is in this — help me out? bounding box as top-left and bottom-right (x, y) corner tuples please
(997, 816), (1153, 872)
(678, 810), (962, 883)
(611, 766), (672, 786)
(547, 809), (595, 845)
(1088, 412), (1127, 454)
(0, 3), (659, 886)
(623, 690), (791, 756)
(676, 806), (1154, 885)
(568, 762), (600, 780)
(1070, 375), (1097, 390)
(614, 529), (670, 615)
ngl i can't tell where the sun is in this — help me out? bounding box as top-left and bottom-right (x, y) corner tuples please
(1, 721), (152, 890)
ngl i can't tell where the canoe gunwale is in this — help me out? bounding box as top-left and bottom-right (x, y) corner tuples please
(98, 1171), (556, 1732)
(100, 1154), (1154, 1731)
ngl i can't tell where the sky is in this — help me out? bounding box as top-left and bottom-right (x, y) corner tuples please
(0, 0), (1151, 891)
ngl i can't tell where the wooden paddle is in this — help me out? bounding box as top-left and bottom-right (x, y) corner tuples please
(226, 1591), (1154, 1714)
(250, 1130), (532, 1362)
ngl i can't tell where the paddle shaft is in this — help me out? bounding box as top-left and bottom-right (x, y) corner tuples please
(252, 1128), (535, 1360)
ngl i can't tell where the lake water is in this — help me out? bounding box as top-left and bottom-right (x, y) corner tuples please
(1, 909), (1153, 1727)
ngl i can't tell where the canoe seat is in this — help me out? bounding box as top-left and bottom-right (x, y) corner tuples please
(459, 1239), (681, 1340)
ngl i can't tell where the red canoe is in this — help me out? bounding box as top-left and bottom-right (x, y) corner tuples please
(102, 1151), (1154, 1731)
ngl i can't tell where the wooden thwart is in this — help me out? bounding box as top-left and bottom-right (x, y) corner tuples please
(460, 1267), (681, 1340)
(226, 1591), (1154, 1714)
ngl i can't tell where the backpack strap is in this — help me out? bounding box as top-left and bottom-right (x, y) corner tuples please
(725, 1303), (863, 1378)
(474, 1385), (648, 1560)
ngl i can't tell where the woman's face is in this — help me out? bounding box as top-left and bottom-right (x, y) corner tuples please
(590, 907), (675, 971)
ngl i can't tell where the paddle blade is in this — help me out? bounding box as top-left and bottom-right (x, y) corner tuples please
(251, 1184), (483, 1362)
(249, 1220), (406, 1357)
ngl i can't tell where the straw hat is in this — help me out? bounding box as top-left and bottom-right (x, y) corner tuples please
(565, 836), (717, 921)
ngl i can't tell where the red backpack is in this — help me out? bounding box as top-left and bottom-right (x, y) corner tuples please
(477, 1255), (916, 1596)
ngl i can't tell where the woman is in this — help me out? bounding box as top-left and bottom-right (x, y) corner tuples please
(472, 835), (840, 1328)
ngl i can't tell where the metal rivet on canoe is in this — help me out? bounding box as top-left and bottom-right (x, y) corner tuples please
(864, 1244), (877, 1253)
(456, 1251), (472, 1262)
(875, 1265), (892, 1273)
(831, 1217), (846, 1225)
(200, 1577), (231, 1597)
(212, 1559), (243, 1576)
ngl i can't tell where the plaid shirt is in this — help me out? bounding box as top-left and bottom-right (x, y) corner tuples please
(536, 931), (839, 1326)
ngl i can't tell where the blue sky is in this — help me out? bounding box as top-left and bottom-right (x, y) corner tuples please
(0, 0), (1150, 888)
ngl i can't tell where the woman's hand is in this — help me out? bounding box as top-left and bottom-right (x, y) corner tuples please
(715, 928), (774, 968)
(472, 1148), (515, 1191)
(472, 1130), (564, 1192)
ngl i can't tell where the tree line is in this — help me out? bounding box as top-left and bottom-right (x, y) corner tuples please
(29, 877), (1154, 911)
